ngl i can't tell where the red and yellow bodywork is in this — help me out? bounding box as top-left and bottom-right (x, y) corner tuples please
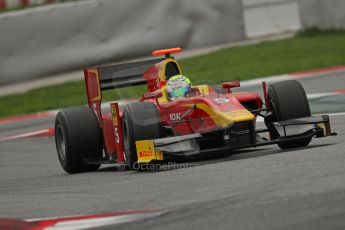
(135, 90), (262, 163)
(83, 47), (332, 166)
(156, 93), (258, 134)
(83, 47), (264, 164)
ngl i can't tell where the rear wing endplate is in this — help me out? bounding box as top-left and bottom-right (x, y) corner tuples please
(84, 58), (164, 114)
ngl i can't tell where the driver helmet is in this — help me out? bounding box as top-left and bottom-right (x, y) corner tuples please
(166, 75), (191, 100)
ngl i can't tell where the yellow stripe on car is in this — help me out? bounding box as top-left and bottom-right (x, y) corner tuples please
(182, 103), (255, 128)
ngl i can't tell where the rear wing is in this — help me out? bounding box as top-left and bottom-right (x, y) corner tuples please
(84, 58), (164, 115)
(85, 58), (164, 90)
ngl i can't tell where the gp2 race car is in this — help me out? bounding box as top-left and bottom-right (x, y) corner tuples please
(54, 47), (336, 173)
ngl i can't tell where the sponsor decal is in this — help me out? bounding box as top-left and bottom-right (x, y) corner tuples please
(143, 91), (162, 99)
(139, 151), (154, 158)
(169, 112), (182, 121)
(111, 106), (118, 126)
(214, 97), (230, 104)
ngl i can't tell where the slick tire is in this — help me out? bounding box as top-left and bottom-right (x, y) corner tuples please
(267, 80), (312, 149)
(55, 107), (102, 173)
(122, 102), (162, 170)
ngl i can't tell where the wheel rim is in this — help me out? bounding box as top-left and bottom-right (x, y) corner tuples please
(56, 125), (66, 160)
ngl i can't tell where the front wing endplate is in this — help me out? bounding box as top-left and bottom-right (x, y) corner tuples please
(136, 140), (164, 163)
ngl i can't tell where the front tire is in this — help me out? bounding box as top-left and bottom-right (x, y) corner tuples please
(55, 107), (103, 173)
(267, 80), (312, 149)
(122, 102), (162, 170)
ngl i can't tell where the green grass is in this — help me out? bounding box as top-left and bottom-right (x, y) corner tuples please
(1, 29), (345, 118)
(182, 29), (345, 81)
(0, 4), (43, 14)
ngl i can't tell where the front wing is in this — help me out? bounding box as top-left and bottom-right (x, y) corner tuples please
(135, 115), (335, 164)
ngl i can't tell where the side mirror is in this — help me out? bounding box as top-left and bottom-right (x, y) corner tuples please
(142, 91), (163, 100)
(221, 81), (240, 93)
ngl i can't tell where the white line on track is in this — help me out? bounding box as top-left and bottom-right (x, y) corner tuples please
(326, 112), (345, 117)
(240, 74), (290, 87)
(307, 92), (342, 99)
(0, 128), (54, 141)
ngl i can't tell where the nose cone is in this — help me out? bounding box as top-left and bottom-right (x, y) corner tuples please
(220, 110), (255, 127)
(180, 95), (255, 129)
(193, 102), (255, 128)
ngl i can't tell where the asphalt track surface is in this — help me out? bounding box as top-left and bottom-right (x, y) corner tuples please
(0, 71), (345, 229)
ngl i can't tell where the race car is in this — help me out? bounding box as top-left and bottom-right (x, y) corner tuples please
(54, 47), (336, 173)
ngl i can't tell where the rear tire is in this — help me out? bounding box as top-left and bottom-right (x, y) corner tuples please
(122, 102), (162, 170)
(55, 107), (103, 173)
(267, 80), (312, 149)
